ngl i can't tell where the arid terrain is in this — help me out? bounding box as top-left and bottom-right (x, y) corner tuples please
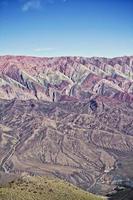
(0, 55), (133, 102)
(0, 55), (133, 198)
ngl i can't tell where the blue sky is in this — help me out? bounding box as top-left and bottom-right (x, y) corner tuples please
(0, 0), (133, 57)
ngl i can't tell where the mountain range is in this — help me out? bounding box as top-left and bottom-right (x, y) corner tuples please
(0, 55), (133, 102)
(0, 55), (133, 199)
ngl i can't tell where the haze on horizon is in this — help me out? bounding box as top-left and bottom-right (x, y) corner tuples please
(0, 0), (133, 58)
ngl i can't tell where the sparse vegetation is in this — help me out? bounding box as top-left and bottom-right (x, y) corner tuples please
(0, 176), (105, 200)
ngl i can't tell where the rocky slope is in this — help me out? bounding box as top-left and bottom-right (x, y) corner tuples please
(0, 98), (133, 196)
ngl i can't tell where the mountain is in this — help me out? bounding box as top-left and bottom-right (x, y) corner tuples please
(0, 55), (133, 199)
(0, 55), (133, 102)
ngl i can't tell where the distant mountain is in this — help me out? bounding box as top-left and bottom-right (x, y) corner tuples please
(0, 55), (133, 102)
(0, 55), (133, 199)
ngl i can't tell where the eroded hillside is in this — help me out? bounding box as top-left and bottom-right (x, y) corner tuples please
(0, 98), (133, 195)
(0, 55), (133, 102)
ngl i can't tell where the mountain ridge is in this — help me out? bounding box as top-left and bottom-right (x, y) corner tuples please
(0, 55), (133, 102)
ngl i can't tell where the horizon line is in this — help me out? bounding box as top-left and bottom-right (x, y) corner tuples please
(0, 54), (133, 59)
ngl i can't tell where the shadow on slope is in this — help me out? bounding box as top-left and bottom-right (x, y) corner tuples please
(107, 187), (133, 200)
